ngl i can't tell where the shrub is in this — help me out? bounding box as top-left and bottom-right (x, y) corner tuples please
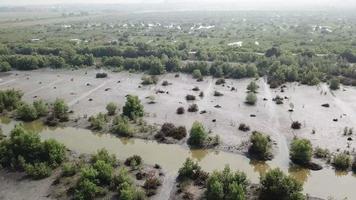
(125, 155), (143, 168)
(156, 123), (187, 140)
(313, 147), (330, 159)
(111, 116), (133, 137)
(16, 103), (38, 121)
(332, 153), (351, 170)
(260, 168), (304, 200)
(206, 166), (247, 200)
(176, 107), (185, 115)
(74, 178), (106, 199)
(186, 94), (196, 101)
(192, 86), (200, 91)
(247, 81), (259, 93)
(141, 75), (158, 85)
(143, 177), (161, 190)
(245, 92), (257, 105)
(178, 158), (202, 181)
(111, 168), (133, 191)
(273, 95), (284, 105)
(238, 123), (250, 132)
(91, 148), (116, 166)
(106, 102), (117, 115)
(162, 80), (169, 86)
(93, 160), (114, 185)
(123, 95), (144, 120)
(96, 72), (108, 78)
(290, 138), (313, 165)
(33, 100), (48, 117)
(192, 69), (202, 79)
(188, 121), (207, 147)
(291, 121), (302, 129)
(89, 113), (108, 130)
(0, 61), (11, 72)
(188, 104), (199, 112)
(329, 78), (340, 90)
(0, 125), (65, 177)
(0, 89), (23, 112)
(213, 91), (223, 97)
(62, 163), (77, 177)
(215, 78), (225, 85)
(249, 131), (272, 160)
(24, 162), (52, 179)
(52, 99), (69, 121)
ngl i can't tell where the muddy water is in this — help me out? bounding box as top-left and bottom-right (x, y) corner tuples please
(0, 117), (355, 199)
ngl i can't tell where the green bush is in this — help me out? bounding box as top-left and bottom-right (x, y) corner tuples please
(123, 95), (144, 120)
(248, 131), (272, 160)
(141, 75), (158, 85)
(329, 77), (340, 90)
(93, 160), (113, 185)
(111, 116), (133, 137)
(0, 125), (65, 178)
(245, 92), (257, 105)
(260, 168), (304, 200)
(89, 113), (108, 130)
(0, 61), (11, 72)
(74, 178), (106, 200)
(52, 98), (69, 121)
(0, 89), (23, 112)
(188, 121), (208, 147)
(290, 138), (312, 165)
(247, 81), (259, 93)
(33, 100), (49, 117)
(62, 162), (77, 177)
(332, 153), (351, 170)
(91, 148), (117, 166)
(24, 162), (52, 179)
(313, 147), (330, 159)
(178, 158), (202, 181)
(125, 155), (143, 168)
(106, 102), (118, 116)
(206, 166), (247, 200)
(16, 103), (38, 121)
(192, 69), (202, 79)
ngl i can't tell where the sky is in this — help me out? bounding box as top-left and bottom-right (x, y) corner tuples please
(0, 0), (355, 10)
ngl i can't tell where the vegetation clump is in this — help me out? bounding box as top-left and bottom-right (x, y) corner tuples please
(188, 104), (199, 112)
(111, 116), (133, 137)
(155, 123), (187, 141)
(291, 121), (302, 129)
(272, 95), (284, 104)
(125, 155), (142, 169)
(178, 158), (208, 185)
(186, 94), (196, 101)
(245, 92), (257, 105)
(106, 102), (118, 116)
(46, 98), (69, 125)
(215, 78), (225, 85)
(96, 72), (108, 78)
(290, 138), (313, 165)
(213, 91), (223, 97)
(176, 107), (185, 115)
(122, 95), (144, 120)
(188, 121), (208, 147)
(313, 147), (330, 159)
(141, 75), (158, 85)
(0, 125), (66, 179)
(332, 152), (351, 171)
(329, 77), (340, 90)
(206, 166), (248, 200)
(248, 131), (272, 160)
(0, 89), (23, 112)
(260, 168), (304, 200)
(238, 123), (250, 132)
(89, 112), (108, 130)
(247, 81), (259, 93)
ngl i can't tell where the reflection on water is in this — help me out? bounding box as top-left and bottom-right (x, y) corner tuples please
(288, 165), (311, 183)
(0, 119), (356, 199)
(250, 160), (270, 177)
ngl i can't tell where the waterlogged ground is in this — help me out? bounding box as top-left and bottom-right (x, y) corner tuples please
(1, 69), (356, 199)
(0, 118), (355, 200)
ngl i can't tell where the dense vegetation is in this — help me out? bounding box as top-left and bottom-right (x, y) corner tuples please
(0, 125), (66, 179)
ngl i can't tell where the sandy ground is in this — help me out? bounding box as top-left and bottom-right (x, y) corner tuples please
(0, 170), (58, 200)
(1, 68), (355, 155)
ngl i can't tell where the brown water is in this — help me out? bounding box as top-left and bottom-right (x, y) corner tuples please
(0, 117), (355, 199)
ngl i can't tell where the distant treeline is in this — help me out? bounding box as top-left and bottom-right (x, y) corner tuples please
(1, 43), (356, 88)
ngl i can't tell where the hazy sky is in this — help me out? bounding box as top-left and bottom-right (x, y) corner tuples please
(1, 0), (355, 9)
